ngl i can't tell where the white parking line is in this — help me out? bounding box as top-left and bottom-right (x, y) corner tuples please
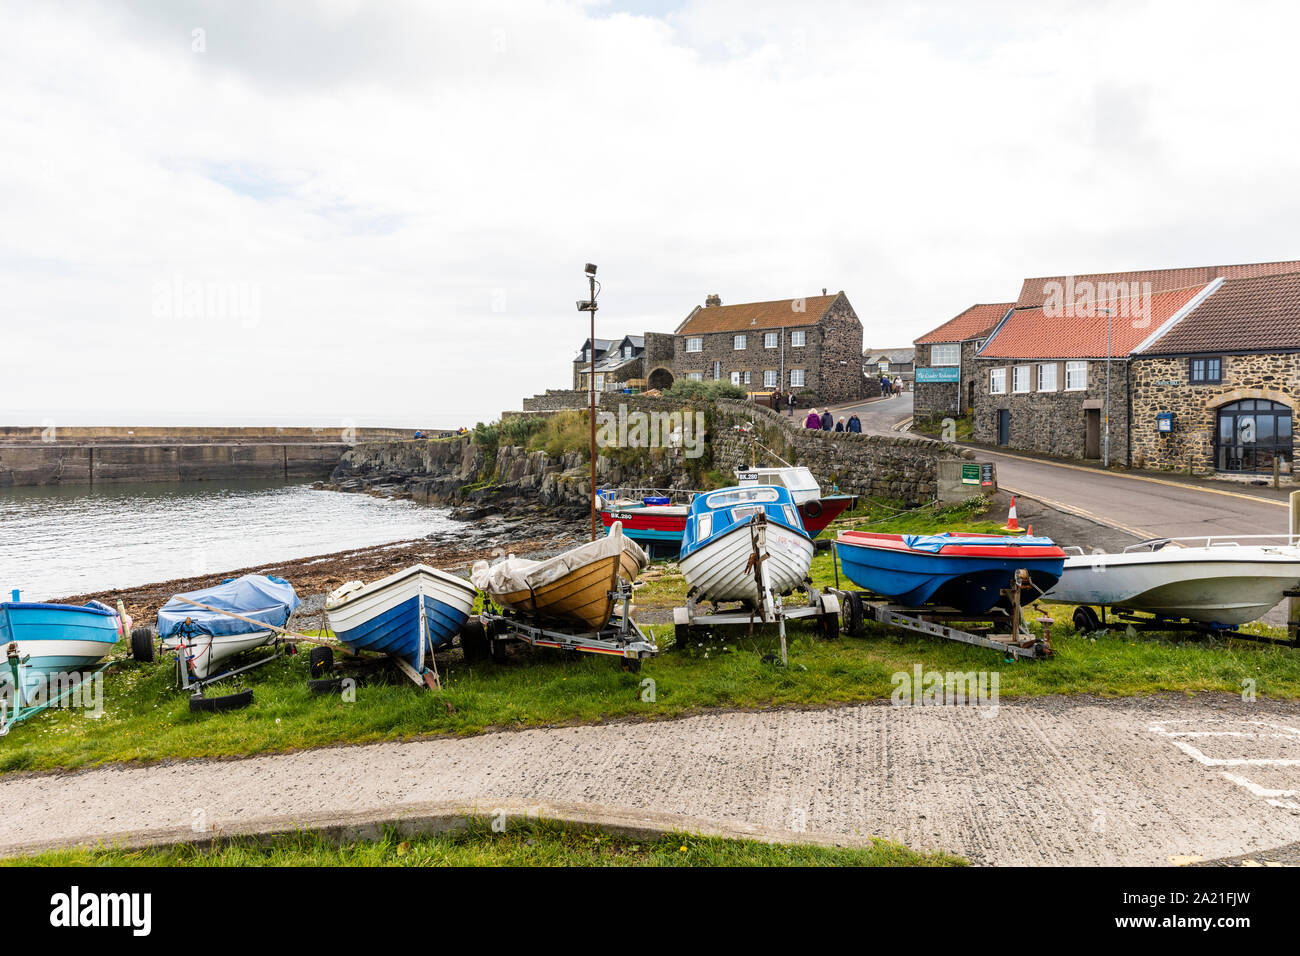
(1152, 720), (1300, 810)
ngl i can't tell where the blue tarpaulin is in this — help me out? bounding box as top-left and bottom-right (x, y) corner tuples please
(900, 533), (1057, 553)
(157, 574), (300, 638)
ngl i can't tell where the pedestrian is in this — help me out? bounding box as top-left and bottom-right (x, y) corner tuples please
(847, 412), (862, 433)
(804, 408), (821, 429)
(834, 417), (845, 432)
(788, 391), (797, 417)
(820, 409), (833, 430)
(879, 374), (890, 397)
(894, 375), (903, 396)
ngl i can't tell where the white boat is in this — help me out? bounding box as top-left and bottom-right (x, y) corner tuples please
(325, 564), (477, 672)
(1042, 536), (1300, 627)
(156, 575), (300, 681)
(679, 485), (814, 616)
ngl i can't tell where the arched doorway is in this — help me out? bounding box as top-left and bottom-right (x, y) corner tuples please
(1215, 399), (1293, 474)
(647, 367), (674, 390)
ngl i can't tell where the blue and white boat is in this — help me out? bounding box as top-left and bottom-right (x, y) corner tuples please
(158, 575), (300, 680)
(325, 565), (476, 676)
(679, 485), (814, 615)
(0, 598), (123, 703)
(835, 531), (1066, 615)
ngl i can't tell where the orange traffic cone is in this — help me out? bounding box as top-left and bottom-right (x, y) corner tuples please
(1004, 495), (1021, 532)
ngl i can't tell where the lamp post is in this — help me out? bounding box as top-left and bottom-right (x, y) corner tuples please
(1100, 306), (1113, 468)
(577, 263), (600, 540)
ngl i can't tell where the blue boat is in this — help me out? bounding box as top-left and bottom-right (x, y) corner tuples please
(0, 598), (123, 707)
(324, 565), (477, 679)
(835, 531), (1066, 615)
(158, 574), (300, 681)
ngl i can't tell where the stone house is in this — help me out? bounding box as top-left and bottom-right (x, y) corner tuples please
(663, 292), (866, 403)
(912, 303), (1012, 421)
(573, 334), (645, 391)
(863, 348), (916, 384)
(1129, 271), (1300, 477)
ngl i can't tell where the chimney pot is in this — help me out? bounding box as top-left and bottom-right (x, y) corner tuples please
(705, 293), (722, 307)
(822, 288), (827, 295)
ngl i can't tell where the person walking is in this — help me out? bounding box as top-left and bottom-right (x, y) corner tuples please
(788, 391), (797, 417)
(847, 413), (861, 433)
(820, 408), (833, 430)
(804, 408), (821, 429)
(894, 375), (903, 397)
(834, 417), (845, 432)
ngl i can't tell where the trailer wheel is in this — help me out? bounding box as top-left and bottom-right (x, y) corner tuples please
(130, 627), (155, 662)
(674, 623), (692, 651)
(460, 622), (489, 662)
(818, 612), (839, 639)
(621, 658), (642, 673)
(308, 645), (334, 678)
(489, 637), (509, 664)
(1072, 606), (1102, 633)
(840, 593), (862, 637)
(189, 689), (253, 713)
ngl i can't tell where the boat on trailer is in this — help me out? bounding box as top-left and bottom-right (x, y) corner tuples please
(157, 574), (300, 682)
(600, 465), (855, 556)
(471, 522), (647, 631)
(325, 564), (476, 680)
(679, 484), (814, 613)
(0, 598), (124, 703)
(1042, 535), (1300, 629)
(834, 531), (1066, 616)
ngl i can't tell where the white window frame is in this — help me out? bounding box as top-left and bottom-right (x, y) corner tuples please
(733, 334), (747, 350)
(685, 337), (702, 353)
(712, 361), (722, 380)
(1065, 360), (1087, 391)
(931, 343), (960, 366)
(1012, 366), (1031, 393)
(764, 332), (778, 349)
(989, 368), (1007, 395)
(791, 330), (807, 347)
(730, 371), (741, 386)
(744, 370), (752, 385)
(790, 368), (806, 388)
(685, 371), (703, 382)
(763, 369), (778, 388)
(1037, 363), (1057, 392)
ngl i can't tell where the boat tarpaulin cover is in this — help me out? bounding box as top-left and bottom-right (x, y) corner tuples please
(157, 574), (300, 638)
(471, 523), (648, 596)
(900, 534), (1058, 553)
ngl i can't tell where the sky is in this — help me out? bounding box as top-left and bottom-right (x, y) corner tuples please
(2, 0), (1298, 428)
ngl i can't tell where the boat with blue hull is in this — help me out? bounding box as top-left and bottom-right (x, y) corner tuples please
(0, 599), (123, 702)
(680, 484), (814, 614)
(325, 565), (477, 675)
(835, 531), (1066, 615)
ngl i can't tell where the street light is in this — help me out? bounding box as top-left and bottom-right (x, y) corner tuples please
(579, 263), (600, 540)
(1100, 306), (1113, 468)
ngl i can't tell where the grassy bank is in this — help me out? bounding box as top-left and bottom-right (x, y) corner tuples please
(5, 816), (963, 867)
(4, 498), (1297, 774)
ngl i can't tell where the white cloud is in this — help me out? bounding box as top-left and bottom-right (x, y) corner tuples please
(2, 0), (1298, 427)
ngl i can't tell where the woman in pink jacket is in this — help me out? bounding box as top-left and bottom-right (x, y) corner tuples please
(804, 408), (822, 429)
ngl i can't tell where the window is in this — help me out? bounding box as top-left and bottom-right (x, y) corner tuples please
(931, 344), (960, 366)
(744, 371), (752, 384)
(879, 361), (890, 373)
(1216, 399), (1293, 474)
(1012, 366), (1030, 393)
(790, 368), (806, 387)
(730, 371), (742, 386)
(1037, 363), (1057, 392)
(764, 332), (778, 348)
(1065, 360), (1087, 391)
(989, 368), (1007, 394)
(594, 373), (605, 391)
(733, 334), (747, 350)
(685, 337), (702, 353)
(622, 345), (632, 359)
(685, 371), (703, 382)
(763, 369), (778, 388)
(1190, 356), (1222, 384)
(791, 330), (807, 347)
(712, 361), (722, 380)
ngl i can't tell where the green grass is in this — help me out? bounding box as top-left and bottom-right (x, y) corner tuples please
(3, 496), (1297, 775)
(5, 816), (963, 867)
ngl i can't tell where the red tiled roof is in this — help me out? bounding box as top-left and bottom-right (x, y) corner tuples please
(979, 284), (1210, 360)
(1015, 259), (1300, 308)
(914, 303), (1013, 345)
(676, 294), (840, 335)
(1140, 271), (1300, 354)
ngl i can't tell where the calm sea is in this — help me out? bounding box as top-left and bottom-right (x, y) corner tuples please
(0, 479), (456, 601)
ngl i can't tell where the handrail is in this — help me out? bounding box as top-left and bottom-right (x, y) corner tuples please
(1122, 533), (1300, 553)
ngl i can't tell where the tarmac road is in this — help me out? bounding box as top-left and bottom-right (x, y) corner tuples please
(5, 695), (1300, 866)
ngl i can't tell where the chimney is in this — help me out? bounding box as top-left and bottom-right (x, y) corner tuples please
(822, 288), (827, 295)
(705, 293), (722, 307)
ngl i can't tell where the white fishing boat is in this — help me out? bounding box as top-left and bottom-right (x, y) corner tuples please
(157, 575), (300, 681)
(1042, 536), (1300, 627)
(678, 485), (813, 616)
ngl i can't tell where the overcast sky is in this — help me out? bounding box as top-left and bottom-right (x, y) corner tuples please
(3, 0), (1298, 428)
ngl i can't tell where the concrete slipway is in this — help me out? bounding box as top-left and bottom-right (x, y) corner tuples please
(4, 695), (1300, 865)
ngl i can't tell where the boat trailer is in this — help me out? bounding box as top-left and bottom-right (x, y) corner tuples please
(472, 579), (658, 672)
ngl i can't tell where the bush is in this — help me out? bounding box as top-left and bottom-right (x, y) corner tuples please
(664, 379), (745, 401)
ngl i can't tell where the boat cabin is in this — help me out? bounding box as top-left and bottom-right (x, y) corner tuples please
(733, 466), (822, 505)
(681, 485), (808, 558)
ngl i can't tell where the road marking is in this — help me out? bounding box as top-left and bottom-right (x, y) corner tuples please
(1152, 721), (1300, 812)
(1001, 486), (1156, 540)
(982, 449), (1289, 509)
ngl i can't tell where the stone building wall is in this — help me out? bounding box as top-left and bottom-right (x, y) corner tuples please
(912, 342), (959, 419)
(1130, 352), (1300, 475)
(972, 357), (1131, 465)
(643, 332), (676, 389)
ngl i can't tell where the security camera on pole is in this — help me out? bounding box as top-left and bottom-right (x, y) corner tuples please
(577, 263), (600, 540)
